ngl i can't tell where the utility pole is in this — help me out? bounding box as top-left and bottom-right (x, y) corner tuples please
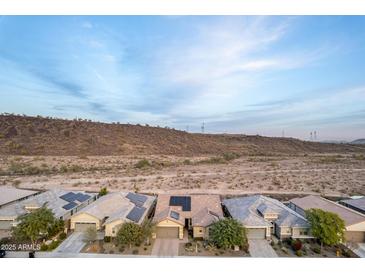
(314, 131), (317, 141)
(201, 122), (205, 134)
(310, 132), (313, 141)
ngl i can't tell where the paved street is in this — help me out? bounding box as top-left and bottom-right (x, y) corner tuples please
(53, 232), (86, 253)
(3, 251), (149, 258)
(151, 239), (180, 257)
(248, 240), (278, 257)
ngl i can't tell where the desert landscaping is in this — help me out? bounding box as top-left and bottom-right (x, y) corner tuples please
(0, 153), (364, 197)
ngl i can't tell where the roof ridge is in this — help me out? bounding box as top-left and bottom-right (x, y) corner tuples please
(318, 196), (365, 218)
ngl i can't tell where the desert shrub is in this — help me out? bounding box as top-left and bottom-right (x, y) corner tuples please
(185, 242), (192, 248)
(58, 232), (67, 240)
(183, 159), (192, 165)
(144, 247), (147, 251)
(104, 236), (111, 243)
(312, 247), (321, 254)
(222, 152), (240, 161)
(99, 187), (108, 196)
(296, 250), (303, 257)
(291, 239), (302, 251)
(135, 159), (151, 169)
(132, 249), (139, 255)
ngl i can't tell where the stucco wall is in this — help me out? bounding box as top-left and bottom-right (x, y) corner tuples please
(105, 219), (124, 237)
(292, 227), (311, 238)
(193, 226), (207, 239)
(70, 213), (101, 230)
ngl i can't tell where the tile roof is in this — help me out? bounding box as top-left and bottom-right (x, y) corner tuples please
(340, 197), (365, 213)
(153, 194), (223, 227)
(0, 186), (38, 207)
(290, 195), (365, 227)
(77, 192), (155, 225)
(0, 189), (95, 219)
(223, 195), (309, 228)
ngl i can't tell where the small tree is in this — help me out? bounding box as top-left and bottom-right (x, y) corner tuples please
(83, 226), (97, 243)
(141, 220), (154, 245)
(306, 208), (345, 252)
(12, 207), (60, 247)
(99, 187), (108, 196)
(209, 218), (248, 250)
(116, 222), (143, 249)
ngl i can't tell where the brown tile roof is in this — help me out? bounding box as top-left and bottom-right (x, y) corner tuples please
(290, 195), (365, 227)
(153, 194), (223, 227)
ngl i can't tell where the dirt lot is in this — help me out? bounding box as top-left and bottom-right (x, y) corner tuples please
(0, 153), (364, 196)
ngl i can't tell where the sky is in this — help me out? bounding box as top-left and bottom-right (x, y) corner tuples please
(0, 16), (365, 141)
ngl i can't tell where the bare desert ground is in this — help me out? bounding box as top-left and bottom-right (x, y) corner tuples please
(1, 153), (364, 197)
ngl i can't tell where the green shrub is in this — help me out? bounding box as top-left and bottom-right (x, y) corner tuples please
(40, 243), (49, 251)
(58, 232), (67, 240)
(104, 236), (111, 242)
(183, 159), (192, 165)
(296, 250), (303, 257)
(48, 240), (60, 250)
(312, 247), (321, 254)
(134, 159), (151, 169)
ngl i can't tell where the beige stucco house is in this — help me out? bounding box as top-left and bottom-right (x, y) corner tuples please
(70, 192), (155, 237)
(153, 194), (223, 239)
(0, 189), (96, 231)
(289, 195), (365, 243)
(223, 195), (312, 240)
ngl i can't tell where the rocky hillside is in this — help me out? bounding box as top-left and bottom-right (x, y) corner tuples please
(0, 114), (364, 156)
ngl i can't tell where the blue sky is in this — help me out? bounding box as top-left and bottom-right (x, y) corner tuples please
(0, 16), (365, 141)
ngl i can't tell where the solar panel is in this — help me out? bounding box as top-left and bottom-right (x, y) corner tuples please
(126, 192), (147, 207)
(59, 192), (77, 202)
(126, 206), (146, 222)
(62, 201), (78, 210)
(75, 193), (91, 202)
(170, 210), (180, 220)
(169, 196), (191, 211)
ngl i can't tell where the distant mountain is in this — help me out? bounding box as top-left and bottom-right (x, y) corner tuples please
(351, 139), (365, 145)
(320, 140), (349, 144)
(1, 114), (365, 156)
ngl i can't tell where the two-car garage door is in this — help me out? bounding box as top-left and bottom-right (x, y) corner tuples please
(0, 220), (13, 230)
(74, 222), (97, 232)
(156, 227), (179, 238)
(246, 228), (266, 239)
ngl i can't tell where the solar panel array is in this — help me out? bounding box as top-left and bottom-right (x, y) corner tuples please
(126, 206), (146, 222)
(59, 192), (91, 211)
(62, 201), (78, 210)
(170, 210), (180, 220)
(126, 192), (147, 207)
(169, 196), (191, 211)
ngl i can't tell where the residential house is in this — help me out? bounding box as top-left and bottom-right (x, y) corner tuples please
(340, 197), (365, 215)
(223, 195), (312, 240)
(70, 192), (155, 237)
(289, 195), (365, 243)
(0, 189), (96, 231)
(153, 194), (223, 239)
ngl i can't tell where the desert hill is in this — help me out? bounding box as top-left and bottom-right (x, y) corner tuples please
(0, 114), (364, 156)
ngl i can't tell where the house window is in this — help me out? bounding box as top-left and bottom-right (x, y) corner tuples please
(300, 231), (308, 235)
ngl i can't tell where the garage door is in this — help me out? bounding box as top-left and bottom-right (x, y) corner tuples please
(246, 228), (266, 239)
(74, 222), (97, 232)
(344, 231), (365, 243)
(156, 227), (179, 238)
(0, 220), (13, 230)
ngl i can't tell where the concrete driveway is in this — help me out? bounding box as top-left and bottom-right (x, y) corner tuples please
(53, 232), (86, 253)
(151, 239), (180, 257)
(248, 240), (278, 257)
